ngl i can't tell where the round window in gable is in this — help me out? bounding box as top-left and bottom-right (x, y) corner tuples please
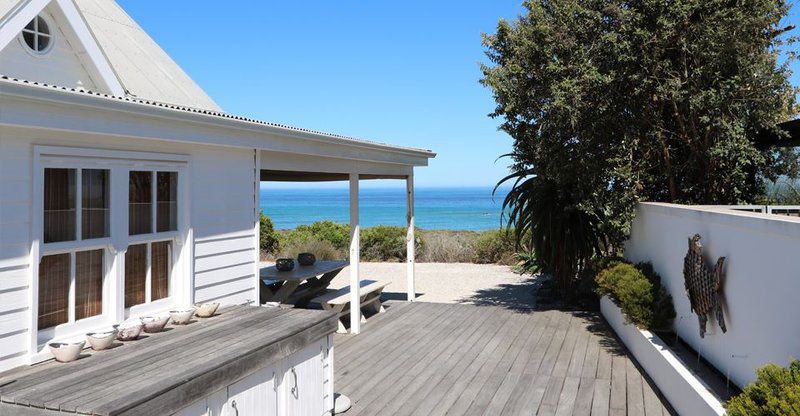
(21, 15), (52, 54)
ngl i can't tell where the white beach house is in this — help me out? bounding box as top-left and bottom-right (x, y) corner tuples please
(0, 0), (434, 414)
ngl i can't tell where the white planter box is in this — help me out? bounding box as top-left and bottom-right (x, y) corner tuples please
(600, 296), (726, 416)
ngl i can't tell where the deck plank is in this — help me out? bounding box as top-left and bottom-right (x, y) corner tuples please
(347, 304), (487, 415)
(408, 308), (515, 416)
(334, 302), (672, 416)
(625, 359), (645, 416)
(372, 306), (507, 415)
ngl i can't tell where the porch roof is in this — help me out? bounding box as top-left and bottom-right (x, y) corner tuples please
(261, 169), (408, 182)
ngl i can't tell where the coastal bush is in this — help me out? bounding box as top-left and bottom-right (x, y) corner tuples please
(418, 230), (477, 263)
(595, 262), (674, 330)
(260, 214), (525, 265)
(302, 221), (350, 251)
(472, 229), (516, 265)
(278, 236), (341, 261)
(726, 360), (800, 416)
(361, 225), (424, 262)
(259, 212), (280, 254)
(278, 220), (350, 255)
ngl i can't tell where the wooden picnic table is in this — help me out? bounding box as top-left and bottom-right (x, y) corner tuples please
(260, 260), (349, 306)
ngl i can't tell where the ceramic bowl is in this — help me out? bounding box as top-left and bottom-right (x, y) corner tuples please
(275, 258), (295, 272)
(169, 308), (195, 325)
(115, 319), (143, 341)
(86, 330), (117, 351)
(195, 302), (220, 318)
(141, 316), (170, 333)
(298, 252), (316, 266)
(49, 341), (85, 363)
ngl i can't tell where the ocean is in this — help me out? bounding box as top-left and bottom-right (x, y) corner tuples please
(260, 186), (510, 231)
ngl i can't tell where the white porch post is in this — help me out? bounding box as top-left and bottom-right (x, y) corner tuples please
(406, 172), (416, 301)
(349, 173), (361, 334)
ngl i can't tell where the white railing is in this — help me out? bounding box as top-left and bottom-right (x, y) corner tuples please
(701, 205), (800, 217)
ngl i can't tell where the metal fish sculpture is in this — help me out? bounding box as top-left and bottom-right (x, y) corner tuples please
(682, 234), (726, 338)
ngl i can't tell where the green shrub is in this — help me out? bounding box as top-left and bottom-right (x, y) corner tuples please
(726, 360), (800, 416)
(472, 230), (516, 265)
(635, 262), (676, 331)
(304, 221), (350, 251)
(418, 230), (478, 263)
(596, 262), (675, 330)
(577, 255), (626, 300)
(259, 212), (280, 254)
(278, 236), (342, 260)
(361, 225), (424, 262)
(279, 221), (350, 254)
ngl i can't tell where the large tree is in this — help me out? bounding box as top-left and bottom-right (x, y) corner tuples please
(483, 0), (798, 293)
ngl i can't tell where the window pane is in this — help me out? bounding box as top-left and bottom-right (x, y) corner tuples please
(75, 250), (103, 320)
(156, 172), (178, 232)
(38, 254), (70, 329)
(23, 31), (35, 50)
(44, 168), (76, 243)
(82, 169), (110, 240)
(129, 171), (152, 235)
(151, 242), (170, 301)
(36, 16), (49, 35)
(37, 33), (49, 51)
(124, 244), (147, 308)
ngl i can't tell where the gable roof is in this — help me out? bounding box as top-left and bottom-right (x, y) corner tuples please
(0, 0), (221, 110)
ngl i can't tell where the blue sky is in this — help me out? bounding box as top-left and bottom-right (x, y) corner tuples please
(117, 1), (800, 189)
(117, 0), (526, 189)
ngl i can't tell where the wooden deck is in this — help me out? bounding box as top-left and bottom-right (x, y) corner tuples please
(334, 302), (674, 416)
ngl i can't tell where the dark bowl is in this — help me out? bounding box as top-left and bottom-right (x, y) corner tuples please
(297, 252), (316, 266)
(276, 258), (295, 272)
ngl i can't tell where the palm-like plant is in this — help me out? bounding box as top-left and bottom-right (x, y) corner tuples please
(497, 168), (608, 297)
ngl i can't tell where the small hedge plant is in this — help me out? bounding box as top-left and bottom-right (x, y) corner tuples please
(595, 261), (675, 330)
(726, 360), (800, 416)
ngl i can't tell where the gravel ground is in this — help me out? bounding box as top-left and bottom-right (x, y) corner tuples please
(327, 262), (540, 310)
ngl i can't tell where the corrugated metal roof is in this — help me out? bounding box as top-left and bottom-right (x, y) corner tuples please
(73, 0), (221, 110)
(0, 74), (436, 156)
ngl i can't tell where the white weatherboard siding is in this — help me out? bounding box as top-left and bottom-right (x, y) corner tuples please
(0, 127), (258, 371)
(625, 202), (800, 388)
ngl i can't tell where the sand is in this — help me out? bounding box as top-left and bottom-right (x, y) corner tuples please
(327, 262), (539, 310)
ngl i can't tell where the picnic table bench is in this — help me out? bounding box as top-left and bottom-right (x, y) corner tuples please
(312, 280), (390, 333)
(260, 260), (348, 306)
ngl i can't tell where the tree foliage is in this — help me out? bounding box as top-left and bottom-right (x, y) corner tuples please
(483, 0), (798, 294)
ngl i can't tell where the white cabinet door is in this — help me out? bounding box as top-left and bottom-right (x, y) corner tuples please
(285, 339), (327, 416)
(172, 388), (226, 416)
(224, 366), (279, 416)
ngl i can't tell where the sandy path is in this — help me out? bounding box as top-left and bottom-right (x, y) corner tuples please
(327, 262), (538, 309)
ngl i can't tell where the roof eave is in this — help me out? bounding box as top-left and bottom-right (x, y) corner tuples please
(0, 77), (437, 161)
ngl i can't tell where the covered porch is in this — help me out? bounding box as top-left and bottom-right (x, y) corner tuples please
(258, 149), (433, 334)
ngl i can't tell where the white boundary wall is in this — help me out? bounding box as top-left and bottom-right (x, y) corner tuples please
(625, 202), (800, 388)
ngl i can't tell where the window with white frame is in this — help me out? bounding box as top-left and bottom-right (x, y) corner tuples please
(36, 147), (187, 346)
(39, 168), (109, 331)
(124, 171), (178, 309)
(20, 15), (52, 54)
